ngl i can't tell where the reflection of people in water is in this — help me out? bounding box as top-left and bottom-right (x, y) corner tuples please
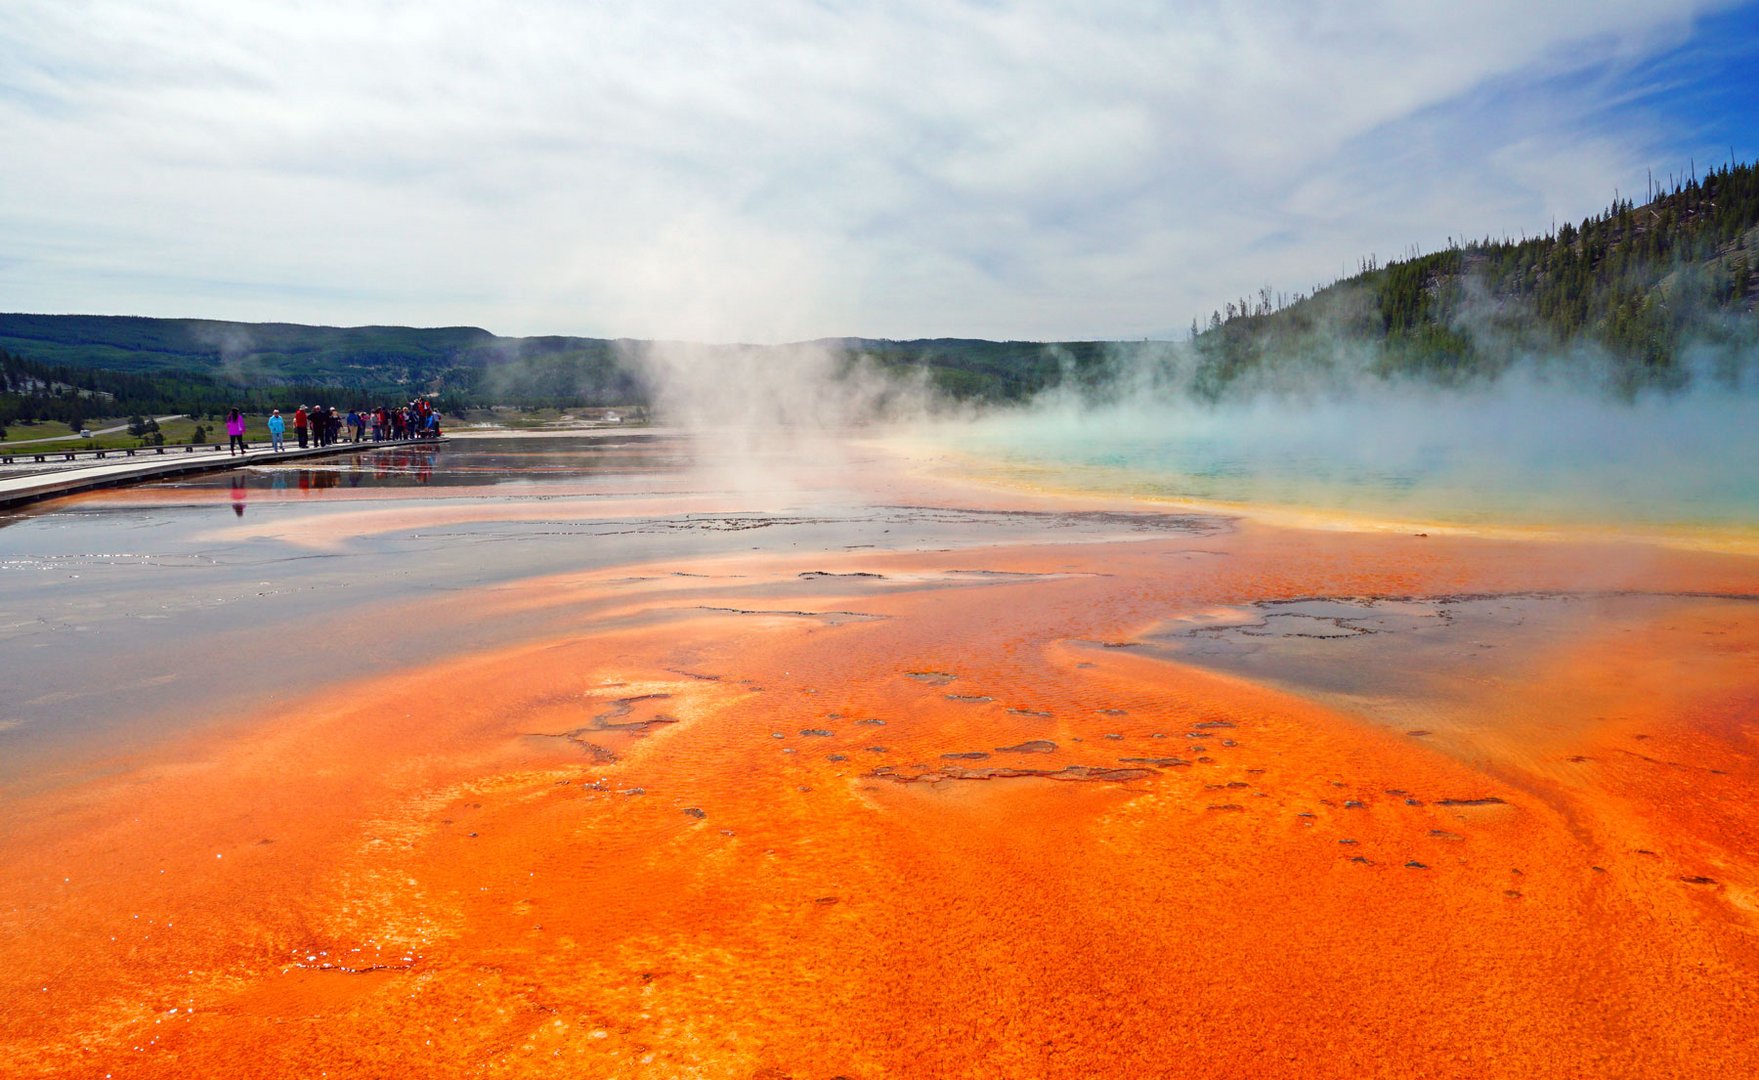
(381, 449), (436, 483)
(229, 478), (247, 517)
(290, 469), (342, 490)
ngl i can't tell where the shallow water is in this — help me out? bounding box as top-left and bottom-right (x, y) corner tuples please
(915, 387), (1759, 533)
(1145, 590), (1759, 761)
(0, 434), (1219, 779)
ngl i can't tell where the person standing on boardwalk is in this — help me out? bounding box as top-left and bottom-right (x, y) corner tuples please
(267, 409), (286, 452)
(225, 408), (248, 456)
(294, 405), (309, 449)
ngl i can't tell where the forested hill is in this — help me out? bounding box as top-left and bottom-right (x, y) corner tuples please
(0, 316), (636, 405)
(1189, 160), (1759, 396)
(0, 313), (1109, 414)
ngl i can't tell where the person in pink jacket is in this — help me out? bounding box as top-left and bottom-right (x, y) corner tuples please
(225, 408), (247, 455)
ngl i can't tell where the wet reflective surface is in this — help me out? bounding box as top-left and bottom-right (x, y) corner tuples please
(0, 434), (1220, 778)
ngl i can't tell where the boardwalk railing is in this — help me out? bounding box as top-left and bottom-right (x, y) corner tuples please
(0, 437), (449, 510)
(1, 443), (227, 465)
(2, 439), (444, 466)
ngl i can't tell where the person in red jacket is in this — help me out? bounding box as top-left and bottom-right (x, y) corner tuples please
(293, 405), (309, 449)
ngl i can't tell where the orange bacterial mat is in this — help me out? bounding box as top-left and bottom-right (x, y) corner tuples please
(2, 514), (1756, 1078)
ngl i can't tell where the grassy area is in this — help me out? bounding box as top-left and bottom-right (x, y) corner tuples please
(0, 418), (90, 445)
(0, 415), (228, 451)
(451, 405), (646, 430)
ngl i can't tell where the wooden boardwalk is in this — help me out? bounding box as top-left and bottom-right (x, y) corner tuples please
(0, 438), (446, 510)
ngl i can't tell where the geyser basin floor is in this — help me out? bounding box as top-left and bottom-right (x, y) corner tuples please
(1, 434), (1756, 1078)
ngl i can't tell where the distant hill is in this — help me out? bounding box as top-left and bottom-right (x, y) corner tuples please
(0, 313), (1115, 418)
(0, 315), (635, 402)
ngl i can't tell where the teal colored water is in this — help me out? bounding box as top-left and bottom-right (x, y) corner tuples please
(923, 387), (1759, 532)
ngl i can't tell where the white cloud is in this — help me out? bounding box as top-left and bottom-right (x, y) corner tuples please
(0, 0), (1745, 340)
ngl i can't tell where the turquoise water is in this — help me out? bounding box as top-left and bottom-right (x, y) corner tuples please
(922, 387), (1759, 533)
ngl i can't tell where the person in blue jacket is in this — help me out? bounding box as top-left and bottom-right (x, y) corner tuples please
(267, 409), (286, 452)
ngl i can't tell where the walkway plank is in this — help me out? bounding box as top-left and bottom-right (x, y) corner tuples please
(0, 439), (447, 510)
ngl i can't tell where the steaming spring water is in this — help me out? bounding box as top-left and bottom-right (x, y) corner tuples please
(921, 387), (1759, 537)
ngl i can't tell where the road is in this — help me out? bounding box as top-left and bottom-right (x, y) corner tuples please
(0, 414), (186, 448)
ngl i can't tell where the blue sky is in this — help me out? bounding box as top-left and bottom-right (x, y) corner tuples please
(2, 1), (1756, 342)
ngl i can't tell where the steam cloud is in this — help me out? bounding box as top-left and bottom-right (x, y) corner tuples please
(593, 277), (1759, 531)
(613, 338), (940, 495)
(481, 250), (1759, 531)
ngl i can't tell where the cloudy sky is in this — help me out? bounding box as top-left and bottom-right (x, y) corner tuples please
(4, 1), (1756, 342)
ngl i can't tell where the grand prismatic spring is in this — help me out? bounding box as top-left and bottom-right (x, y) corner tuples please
(2, 419), (1757, 1078)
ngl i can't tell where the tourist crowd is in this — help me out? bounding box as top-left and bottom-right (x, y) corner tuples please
(228, 400), (444, 454)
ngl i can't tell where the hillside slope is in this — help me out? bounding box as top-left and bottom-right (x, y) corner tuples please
(1188, 160), (1759, 397)
(0, 316), (1114, 413)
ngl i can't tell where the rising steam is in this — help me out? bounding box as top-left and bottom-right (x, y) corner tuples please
(613, 338), (940, 495)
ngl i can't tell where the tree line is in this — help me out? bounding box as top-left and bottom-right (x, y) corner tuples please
(1192, 159), (1759, 396)
(0, 347), (373, 437)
